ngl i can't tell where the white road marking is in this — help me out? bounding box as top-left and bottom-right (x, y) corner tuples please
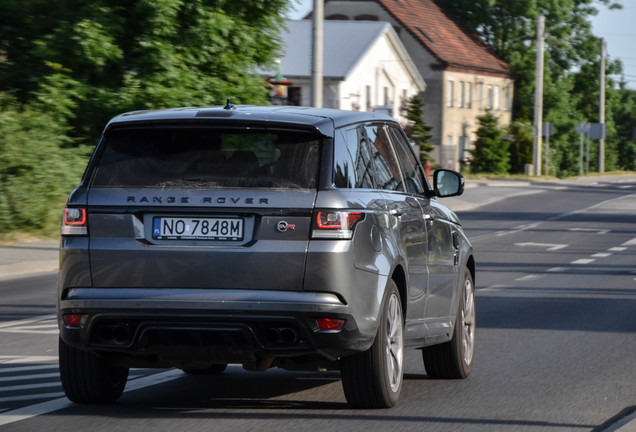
(592, 252), (612, 258)
(0, 365), (57, 374)
(0, 372), (60, 384)
(1, 381), (61, 392)
(0, 356), (57, 364)
(622, 238), (636, 246)
(515, 274), (544, 281)
(515, 242), (568, 251)
(0, 369), (183, 427)
(572, 259), (596, 265)
(547, 267), (567, 272)
(0, 315), (58, 335)
(479, 285), (511, 292)
(568, 228), (610, 234)
(0, 315), (56, 330)
(609, 247), (627, 252)
(0, 393), (65, 404)
(0, 327), (58, 335)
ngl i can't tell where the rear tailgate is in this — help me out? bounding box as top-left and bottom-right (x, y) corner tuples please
(83, 125), (321, 291)
(86, 189), (316, 290)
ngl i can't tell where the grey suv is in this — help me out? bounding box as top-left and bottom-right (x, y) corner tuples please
(58, 104), (475, 408)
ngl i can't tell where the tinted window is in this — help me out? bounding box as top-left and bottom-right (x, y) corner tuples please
(91, 128), (320, 189)
(366, 125), (403, 191)
(333, 127), (375, 189)
(388, 125), (426, 195)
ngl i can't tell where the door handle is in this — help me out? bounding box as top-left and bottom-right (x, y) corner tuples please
(390, 209), (403, 217)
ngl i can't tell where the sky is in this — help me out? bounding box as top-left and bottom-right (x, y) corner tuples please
(290, 0), (636, 89)
(590, 1), (636, 89)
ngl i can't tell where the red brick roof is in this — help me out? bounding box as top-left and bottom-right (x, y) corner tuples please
(376, 0), (511, 77)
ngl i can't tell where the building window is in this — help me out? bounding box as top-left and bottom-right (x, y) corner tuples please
(366, 85), (372, 111)
(287, 87), (301, 106)
(458, 82), (465, 108)
(447, 80), (454, 107)
(477, 83), (483, 109)
(505, 85), (511, 111)
(494, 85), (500, 110)
(355, 14), (379, 21)
(466, 82), (472, 108)
(487, 85), (494, 109)
(400, 89), (408, 116)
(383, 86), (390, 106)
(326, 14), (349, 20)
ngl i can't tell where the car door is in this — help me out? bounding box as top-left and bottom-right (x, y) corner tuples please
(388, 125), (457, 337)
(385, 125), (431, 339)
(365, 124), (429, 339)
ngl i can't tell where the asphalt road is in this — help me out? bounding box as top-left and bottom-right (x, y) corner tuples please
(0, 176), (635, 431)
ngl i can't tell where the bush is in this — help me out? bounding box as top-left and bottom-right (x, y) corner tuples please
(469, 110), (509, 174)
(0, 100), (89, 236)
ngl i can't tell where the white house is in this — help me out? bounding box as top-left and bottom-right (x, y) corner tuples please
(266, 20), (426, 125)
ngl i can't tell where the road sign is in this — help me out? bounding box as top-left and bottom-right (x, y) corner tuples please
(589, 123), (606, 139)
(542, 122), (554, 136)
(575, 122), (589, 134)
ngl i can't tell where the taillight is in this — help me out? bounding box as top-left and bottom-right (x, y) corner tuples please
(311, 210), (364, 239)
(315, 318), (346, 331)
(61, 207), (87, 235)
(63, 313), (85, 327)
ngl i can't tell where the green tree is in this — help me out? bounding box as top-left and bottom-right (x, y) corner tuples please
(0, 0), (292, 236)
(0, 96), (89, 235)
(403, 94), (434, 163)
(469, 111), (509, 174)
(0, 0), (291, 145)
(612, 84), (636, 170)
(507, 120), (533, 174)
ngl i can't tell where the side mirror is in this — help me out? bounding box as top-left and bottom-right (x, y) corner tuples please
(433, 169), (464, 198)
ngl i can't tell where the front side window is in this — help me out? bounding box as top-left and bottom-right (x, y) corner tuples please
(91, 127), (320, 189)
(388, 126), (426, 195)
(366, 124), (403, 192)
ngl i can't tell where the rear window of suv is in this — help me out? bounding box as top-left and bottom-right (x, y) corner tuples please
(90, 127), (321, 189)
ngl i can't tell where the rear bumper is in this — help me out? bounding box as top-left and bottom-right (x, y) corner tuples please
(58, 288), (375, 367)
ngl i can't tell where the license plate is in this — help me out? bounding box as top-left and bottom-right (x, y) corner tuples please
(152, 217), (243, 241)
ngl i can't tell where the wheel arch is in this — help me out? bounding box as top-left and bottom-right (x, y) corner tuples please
(390, 264), (407, 321)
(466, 254), (475, 287)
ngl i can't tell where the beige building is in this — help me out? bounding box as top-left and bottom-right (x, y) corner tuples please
(320, 0), (514, 171)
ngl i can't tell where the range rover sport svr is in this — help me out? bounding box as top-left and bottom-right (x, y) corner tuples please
(57, 104), (475, 408)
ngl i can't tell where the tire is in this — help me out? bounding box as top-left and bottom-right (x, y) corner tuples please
(422, 268), (475, 379)
(59, 337), (129, 403)
(182, 364), (228, 375)
(340, 280), (404, 408)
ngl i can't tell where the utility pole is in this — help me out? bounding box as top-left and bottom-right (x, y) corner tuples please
(532, 15), (545, 176)
(311, 0), (323, 108)
(599, 38), (606, 173)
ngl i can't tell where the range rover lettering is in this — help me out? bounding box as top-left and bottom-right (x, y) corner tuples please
(57, 104), (475, 408)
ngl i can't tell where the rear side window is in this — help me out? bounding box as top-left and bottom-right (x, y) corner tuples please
(333, 126), (374, 188)
(90, 127), (320, 189)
